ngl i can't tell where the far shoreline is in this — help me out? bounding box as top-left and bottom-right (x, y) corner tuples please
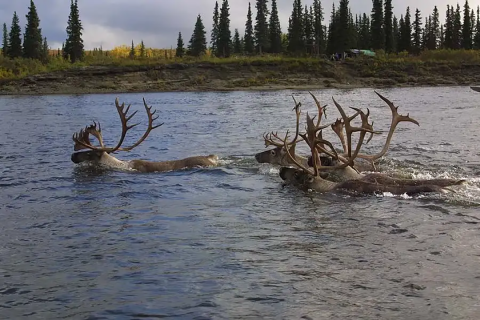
(1, 59), (479, 97)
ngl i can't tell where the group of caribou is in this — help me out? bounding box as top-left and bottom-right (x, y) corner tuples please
(71, 92), (465, 196)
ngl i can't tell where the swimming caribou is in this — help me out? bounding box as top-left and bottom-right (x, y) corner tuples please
(259, 91), (465, 195)
(71, 98), (218, 172)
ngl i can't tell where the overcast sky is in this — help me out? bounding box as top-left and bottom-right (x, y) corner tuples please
(0, 0), (469, 50)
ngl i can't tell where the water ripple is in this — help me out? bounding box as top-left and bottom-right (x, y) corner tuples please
(0, 87), (479, 320)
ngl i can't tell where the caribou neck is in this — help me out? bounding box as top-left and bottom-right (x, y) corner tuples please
(100, 152), (132, 170)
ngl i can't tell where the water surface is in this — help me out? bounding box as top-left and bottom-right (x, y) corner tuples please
(1, 87), (480, 320)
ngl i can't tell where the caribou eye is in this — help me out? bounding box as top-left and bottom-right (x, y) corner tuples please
(270, 150), (276, 155)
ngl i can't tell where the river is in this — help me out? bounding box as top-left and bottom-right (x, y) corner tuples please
(0, 86), (479, 319)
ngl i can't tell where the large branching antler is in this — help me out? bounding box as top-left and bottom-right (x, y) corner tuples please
(72, 97), (164, 153)
(263, 95), (304, 149)
(353, 91), (420, 167)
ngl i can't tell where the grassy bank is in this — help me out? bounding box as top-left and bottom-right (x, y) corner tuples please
(1, 49), (480, 95)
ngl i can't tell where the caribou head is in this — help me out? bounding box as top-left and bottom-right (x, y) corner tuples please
(71, 98), (218, 173)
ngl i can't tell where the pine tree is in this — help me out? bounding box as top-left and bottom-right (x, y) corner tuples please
(215, 0), (231, 57)
(474, 6), (480, 48)
(439, 24), (445, 49)
(244, 2), (255, 54)
(129, 40), (135, 58)
(452, 4), (462, 49)
(370, 0), (385, 51)
(64, 0), (84, 62)
(304, 5), (314, 55)
(140, 40), (146, 57)
(384, 0), (394, 52)
(312, 0), (325, 55)
(444, 5), (453, 48)
(188, 14), (207, 57)
(23, 0), (43, 59)
(175, 32), (185, 57)
(336, 0), (353, 54)
(232, 28), (242, 54)
(211, 1), (219, 54)
(40, 36), (48, 63)
(254, 0), (269, 54)
(401, 7), (412, 52)
(2, 23), (8, 57)
(288, 0), (304, 54)
(358, 13), (371, 50)
(326, 3), (338, 54)
(8, 12), (22, 59)
(392, 16), (399, 52)
(412, 8), (423, 54)
(268, 0), (282, 53)
(462, 0), (472, 49)
(431, 6), (440, 49)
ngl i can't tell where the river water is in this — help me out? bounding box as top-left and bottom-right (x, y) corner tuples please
(0, 87), (479, 320)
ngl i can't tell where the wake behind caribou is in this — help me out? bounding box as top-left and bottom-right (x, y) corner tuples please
(71, 98), (218, 172)
(255, 91), (465, 196)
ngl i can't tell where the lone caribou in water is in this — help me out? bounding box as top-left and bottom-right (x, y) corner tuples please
(71, 98), (219, 172)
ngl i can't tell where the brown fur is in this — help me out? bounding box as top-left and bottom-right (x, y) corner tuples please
(279, 167), (465, 196)
(71, 150), (218, 173)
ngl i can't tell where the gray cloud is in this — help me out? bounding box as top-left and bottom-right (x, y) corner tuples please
(0, 0), (462, 50)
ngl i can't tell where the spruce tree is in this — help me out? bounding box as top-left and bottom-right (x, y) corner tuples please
(444, 5), (453, 49)
(392, 16), (398, 52)
(40, 36), (49, 63)
(312, 0), (325, 55)
(129, 40), (135, 59)
(187, 14), (207, 57)
(244, 2), (255, 54)
(254, 0), (269, 54)
(462, 0), (472, 49)
(268, 0), (282, 53)
(452, 4), (462, 49)
(384, 0), (394, 53)
(304, 5), (313, 55)
(288, 0), (304, 54)
(140, 40), (146, 57)
(2, 23), (8, 57)
(64, 0), (84, 62)
(431, 6), (440, 49)
(216, 0), (231, 57)
(23, 0), (43, 59)
(326, 4), (338, 55)
(358, 13), (370, 50)
(8, 12), (22, 59)
(412, 8), (423, 54)
(175, 32), (185, 57)
(336, 0), (353, 54)
(474, 6), (480, 49)
(232, 28), (242, 54)
(211, 1), (219, 54)
(402, 7), (412, 52)
(370, 0), (385, 51)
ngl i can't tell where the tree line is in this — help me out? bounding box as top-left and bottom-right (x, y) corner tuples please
(1, 0), (84, 63)
(179, 0), (480, 58)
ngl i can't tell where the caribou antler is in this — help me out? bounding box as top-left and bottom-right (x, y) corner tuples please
(353, 91), (420, 165)
(263, 95), (303, 149)
(72, 97), (163, 153)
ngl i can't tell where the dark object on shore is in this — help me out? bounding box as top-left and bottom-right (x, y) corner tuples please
(470, 86), (480, 92)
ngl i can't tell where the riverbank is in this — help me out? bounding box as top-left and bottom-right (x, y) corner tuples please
(1, 57), (480, 95)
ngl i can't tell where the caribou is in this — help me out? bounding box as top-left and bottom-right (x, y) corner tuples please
(71, 98), (218, 173)
(262, 91), (465, 195)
